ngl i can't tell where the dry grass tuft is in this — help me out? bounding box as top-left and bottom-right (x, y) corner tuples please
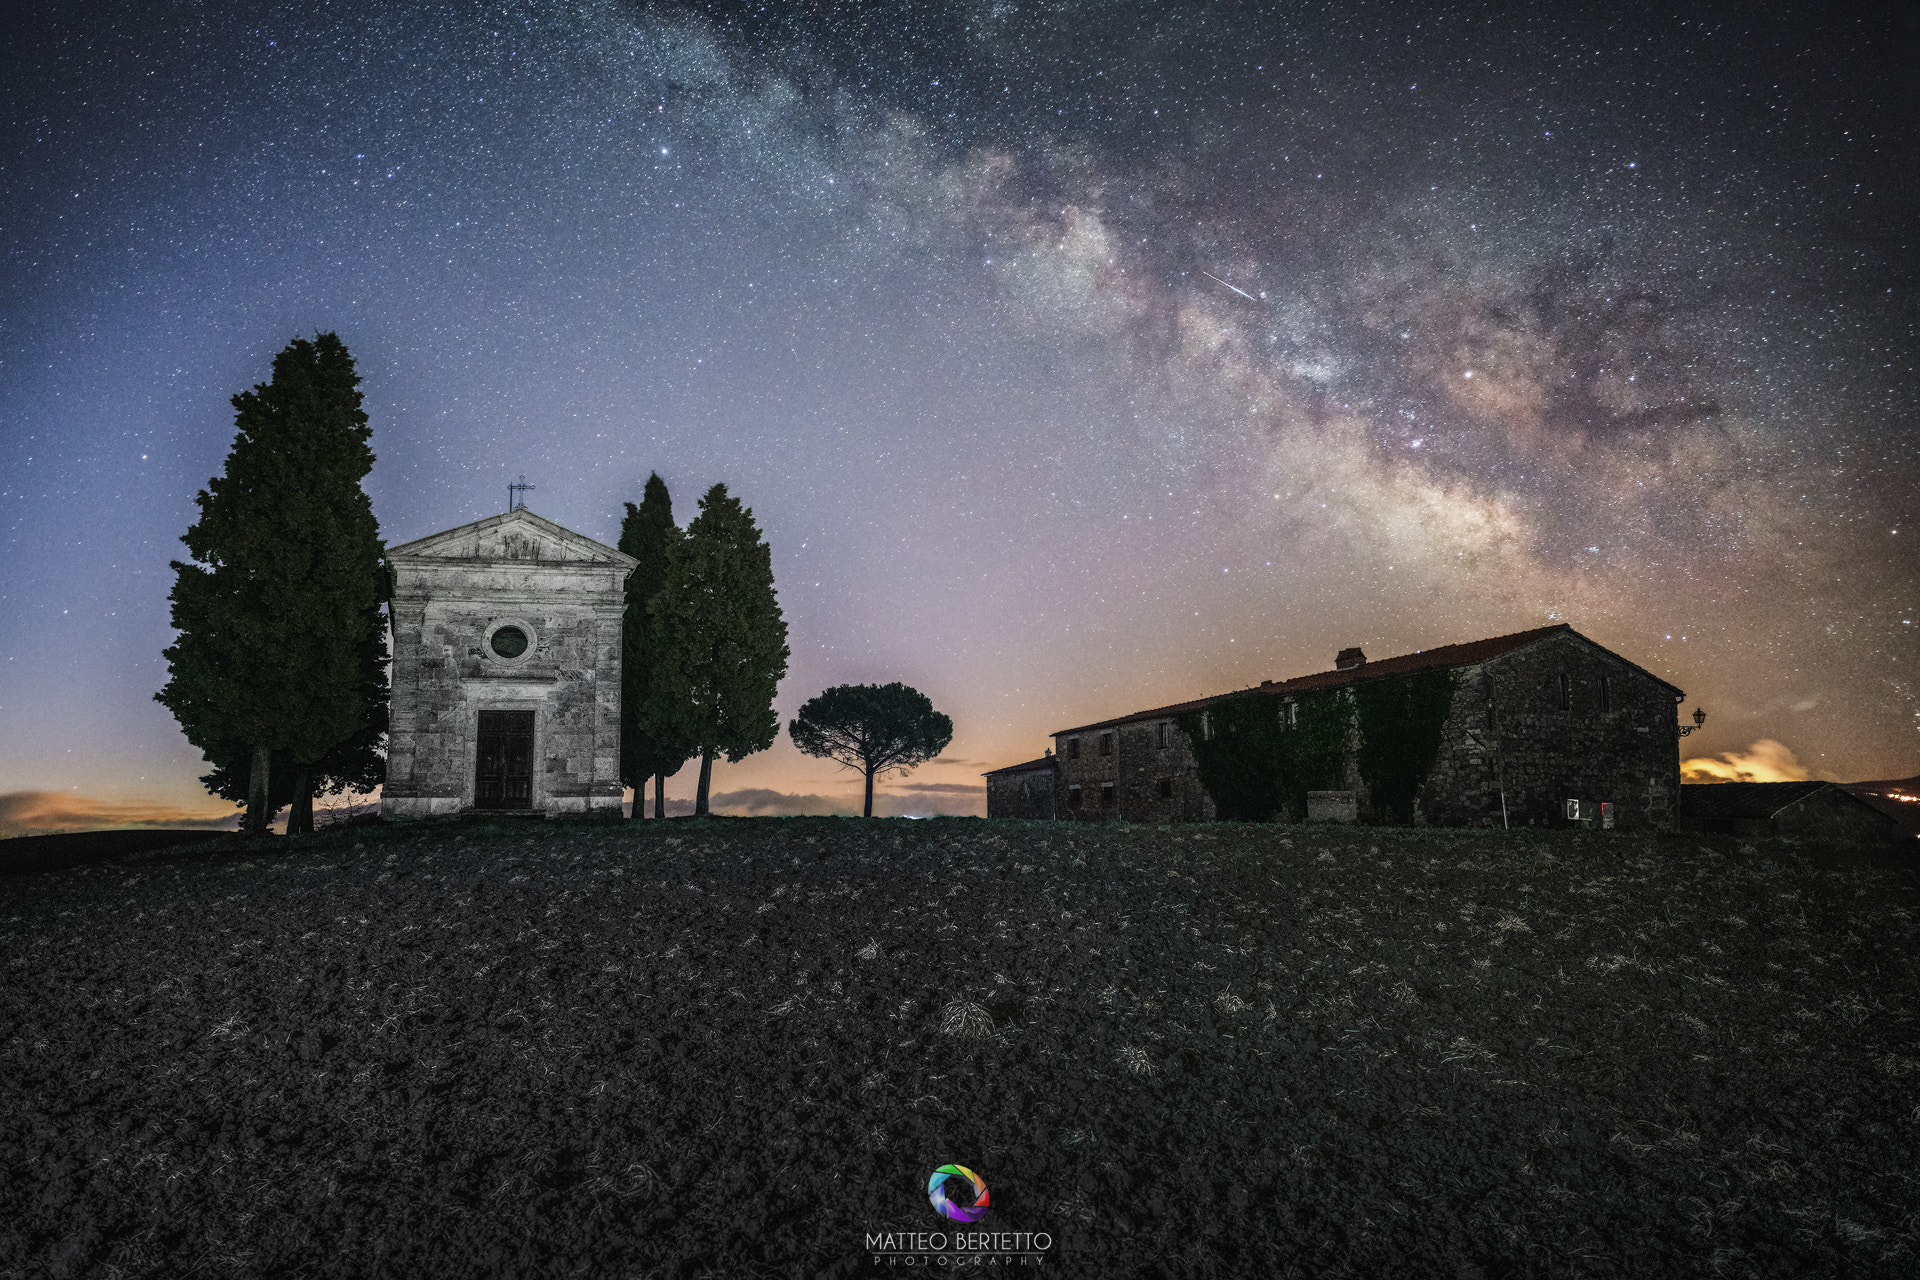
(938, 997), (995, 1040)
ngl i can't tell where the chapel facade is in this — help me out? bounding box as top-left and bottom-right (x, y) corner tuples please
(380, 508), (635, 819)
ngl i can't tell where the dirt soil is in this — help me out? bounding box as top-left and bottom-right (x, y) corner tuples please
(0, 830), (230, 879)
(3, 818), (1916, 1278)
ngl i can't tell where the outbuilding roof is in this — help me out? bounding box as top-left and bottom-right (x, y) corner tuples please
(1679, 781), (1837, 821)
(982, 756), (1058, 777)
(1050, 623), (1681, 738)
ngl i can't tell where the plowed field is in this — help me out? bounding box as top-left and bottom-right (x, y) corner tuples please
(3, 819), (1915, 1277)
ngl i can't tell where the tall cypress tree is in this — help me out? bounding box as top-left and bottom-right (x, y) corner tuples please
(643, 483), (789, 816)
(156, 333), (387, 834)
(194, 617), (388, 829)
(618, 473), (695, 818)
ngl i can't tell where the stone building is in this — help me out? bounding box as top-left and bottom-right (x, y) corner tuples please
(988, 624), (1689, 829)
(1679, 781), (1899, 842)
(983, 754), (1061, 819)
(380, 509), (635, 819)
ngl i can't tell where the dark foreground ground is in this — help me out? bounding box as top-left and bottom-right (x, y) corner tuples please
(2, 819), (1915, 1278)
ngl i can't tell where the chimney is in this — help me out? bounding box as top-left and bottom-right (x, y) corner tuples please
(1335, 647), (1367, 671)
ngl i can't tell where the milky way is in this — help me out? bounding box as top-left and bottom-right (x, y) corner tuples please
(2, 1), (1914, 827)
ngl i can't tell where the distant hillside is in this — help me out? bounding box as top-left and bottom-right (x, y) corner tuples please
(1845, 775), (1920, 839)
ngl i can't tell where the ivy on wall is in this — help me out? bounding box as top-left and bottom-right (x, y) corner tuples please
(1177, 687), (1351, 822)
(1178, 670), (1459, 825)
(1352, 669), (1460, 825)
(1277, 689), (1353, 820)
(1176, 695), (1286, 821)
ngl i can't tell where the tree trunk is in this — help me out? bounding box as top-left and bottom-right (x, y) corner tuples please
(695, 752), (714, 816)
(245, 742), (273, 834)
(654, 772), (666, 820)
(288, 765), (313, 835)
(864, 765), (875, 818)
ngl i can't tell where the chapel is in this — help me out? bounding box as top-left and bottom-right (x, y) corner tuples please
(379, 508), (634, 818)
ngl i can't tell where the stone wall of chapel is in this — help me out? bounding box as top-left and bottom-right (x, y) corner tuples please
(383, 557), (625, 818)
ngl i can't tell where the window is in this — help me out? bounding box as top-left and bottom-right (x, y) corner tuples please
(484, 618), (538, 665)
(1286, 701), (1298, 727)
(1067, 737), (1080, 760)
(1201, 710), (1211, 741)
(1485, 699), (1496, 730)
(1100, 783), (1115, 809)
(1156, 721), (1170, 749)
(1559, 672), (1572, 711)
(1158, 778), (1174, 799)
(1600, 673), (1613, 713)
(1067, 785), (1083, 810)
(1099, 731), (1115, 757)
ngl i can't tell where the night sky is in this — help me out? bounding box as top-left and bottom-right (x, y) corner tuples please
(3, 1), (1915, 833)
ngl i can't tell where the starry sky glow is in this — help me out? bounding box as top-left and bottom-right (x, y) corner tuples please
(3, 0), (1915, 829)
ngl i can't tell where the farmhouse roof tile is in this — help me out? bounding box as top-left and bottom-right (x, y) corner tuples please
(982, 756), (1059, 777)
(1050, 623), (1678, 738)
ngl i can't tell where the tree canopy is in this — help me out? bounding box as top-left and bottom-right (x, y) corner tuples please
(155, 332), (387, 833)
(618, 472), (696, 817)
(642, 483), (788, 815)
(789, 683), (954, 817)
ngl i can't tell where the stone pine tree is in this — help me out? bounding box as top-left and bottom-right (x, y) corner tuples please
(789, 683), (954, 817)
(643, 483), (789, 816)
(617, 472), (695, 818)
(156, 333), (387, 834)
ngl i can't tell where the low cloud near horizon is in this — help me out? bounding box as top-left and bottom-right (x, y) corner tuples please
(1681, 740), (1818, 785)
(0, 791), (241, 839)
(5, 779), (989, 835)
(637, 786), (983, 819)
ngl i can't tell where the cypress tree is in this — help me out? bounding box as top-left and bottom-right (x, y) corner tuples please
(195, 617), (388, 829)
(156, 333), (387, 834)
(643, 483), (789, 816)
(618, 473), (695, 817)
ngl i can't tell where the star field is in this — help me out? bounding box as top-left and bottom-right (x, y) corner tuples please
(1, 0), (1914, 826)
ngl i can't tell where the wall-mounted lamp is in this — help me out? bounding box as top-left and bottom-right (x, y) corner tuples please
(1677, 706), (1707, 737)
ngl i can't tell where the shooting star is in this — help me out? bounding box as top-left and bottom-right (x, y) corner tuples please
(1201, 270), (1257, 301)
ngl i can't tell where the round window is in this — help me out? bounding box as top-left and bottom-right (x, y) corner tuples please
(490, 626), (529, 659)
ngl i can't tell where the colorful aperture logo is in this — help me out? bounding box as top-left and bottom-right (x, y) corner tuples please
(927, 1164), (990, 1223)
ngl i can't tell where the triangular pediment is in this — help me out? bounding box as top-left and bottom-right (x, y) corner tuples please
(388, 508), (636, 568)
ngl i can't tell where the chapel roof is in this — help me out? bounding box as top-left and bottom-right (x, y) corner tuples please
(386, 507), (635, 568)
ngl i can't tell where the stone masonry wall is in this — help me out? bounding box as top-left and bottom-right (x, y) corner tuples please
(1053, 718), (1215, 823)
(384, 555), (626, 818)
(986, 766), (1059, 820)
(1417, 632), (1679, 829)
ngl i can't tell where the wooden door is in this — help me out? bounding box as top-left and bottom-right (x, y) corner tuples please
(475, 710), (535, 809)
